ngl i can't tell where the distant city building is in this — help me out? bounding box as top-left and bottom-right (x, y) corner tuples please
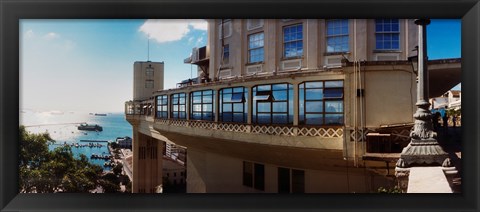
(133, 61), (164, 101)
(430, 89), (461, 111)
(125, 19), (461, 193)
(116, 136), (132, 149)
(162, 156), (186, 188)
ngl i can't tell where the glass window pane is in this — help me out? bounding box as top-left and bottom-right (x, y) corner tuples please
(272, 114), (288, 124)
(325, 81), (343, 87)
(392, 41), (399, 49)
(306, 114), (323, 125)
(203, 90), (213, 95)
(258, 102), (271, 112)
(392, 23), (399, 31)
(179, 105), (185, 112)
(305, 82), (323, 88)
(233, 87), (244, 93)
(192, 112), (202, 120)
(305, 101), (323, 112)
(233, 103), (244, 112)
(223, 104), (232, 112)
(204, 112), (213, 121)
(325, 101), (343, 112)
(223, 93), (232, 102)
(273, 102), (287, 112)
(193, 104), (202, 112)
(257, 85), (271, 91)
(222, 88), (232, 94)
(306, 89), (323, 100)
(193, 96), (201, 103)
(257, 113), (271, 124)
(203, 104), (213, 112)
(324, 88), (343, 98)
(272, 84), (288, 90)
(273, 90), (287, 101)
(231, 93), (244, 103)
(233, 113), (245, 123)
(179, 112), (186, 119)
(325, 114), (344, 125)
(222, 113), (233, 122)
(203, 95), (213, 103)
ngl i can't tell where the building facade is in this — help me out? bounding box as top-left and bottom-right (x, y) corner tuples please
(125, 19), (460, 193)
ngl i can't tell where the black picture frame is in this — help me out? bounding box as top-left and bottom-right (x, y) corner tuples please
(1, 0), (479, 211)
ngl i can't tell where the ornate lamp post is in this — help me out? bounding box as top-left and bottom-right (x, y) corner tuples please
(396, 19), (451, 168)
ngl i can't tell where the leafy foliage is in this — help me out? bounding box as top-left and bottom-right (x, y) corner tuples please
(19, 126), (103, 193)
(377, 186), (403, 193)
(98, 173), (121, 193)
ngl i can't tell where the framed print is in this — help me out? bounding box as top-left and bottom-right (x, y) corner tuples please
(1, 0), (479, 211)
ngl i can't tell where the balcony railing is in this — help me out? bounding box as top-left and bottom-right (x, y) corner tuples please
(126, 104), (343, 138)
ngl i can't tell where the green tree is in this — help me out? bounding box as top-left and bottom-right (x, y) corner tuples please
(19, 126), (103, 193)
(99, 173), (120, 193)
(113, 163), (123, 176)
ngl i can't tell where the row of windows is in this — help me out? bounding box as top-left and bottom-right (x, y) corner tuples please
(166, 171), (185, 177)
(243, 161), (305, 193)
(222, 19), (400, 65)
(155, 80), (344, 126)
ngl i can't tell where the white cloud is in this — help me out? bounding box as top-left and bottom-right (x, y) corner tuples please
(139, 19), (207, 43)
(189, 19), (208, 31)
(25, 30), (35, 39)
(195, 36), (204, 46)
(43, 32), (59, 40)
(188, 36), (195, 44)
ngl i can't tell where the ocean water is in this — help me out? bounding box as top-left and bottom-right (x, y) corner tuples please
(20, 110), (132, 170)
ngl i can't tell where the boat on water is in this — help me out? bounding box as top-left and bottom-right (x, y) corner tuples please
(77, 123), (103, 131)
(95, 113), (107, 116)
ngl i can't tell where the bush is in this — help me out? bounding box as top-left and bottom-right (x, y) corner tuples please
(377, 186), (402, 193)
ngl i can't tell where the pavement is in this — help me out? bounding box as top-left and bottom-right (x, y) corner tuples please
(435, 126), (462, 193)
(407, 166), (452, 193)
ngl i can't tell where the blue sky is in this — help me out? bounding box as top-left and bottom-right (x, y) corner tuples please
(20, 19), (461, 113)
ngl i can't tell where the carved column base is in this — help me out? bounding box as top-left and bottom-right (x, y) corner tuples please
(396, 138), (451, 168)
(395, 167), (410, 192)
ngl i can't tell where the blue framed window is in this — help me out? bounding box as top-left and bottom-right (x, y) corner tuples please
(248, 32), (264, 63)
(326, 19), (349, 53)
(223, 44), (229, 64)
(190, 90), (215, 121)
(156, 95), (168, 119)
(253, 83), (293, 125)
(171, 93), (186, 119)
(375, 19), (400, 50)
(283, 24), (303, 58)
(299, 80), (344, 126)
(220, 87), (248, 123)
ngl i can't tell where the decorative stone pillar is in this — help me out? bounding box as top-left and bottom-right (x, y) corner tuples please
(396, 19), (451, 169)
(395, 20), (454, 189)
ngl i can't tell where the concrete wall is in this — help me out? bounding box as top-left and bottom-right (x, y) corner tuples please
(344, 64), (416, 128)
(133, 61), (164, 101)
(209, 19), (418, 79)
(186, 148), (394, 193)
(131, 128), (164, 193)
